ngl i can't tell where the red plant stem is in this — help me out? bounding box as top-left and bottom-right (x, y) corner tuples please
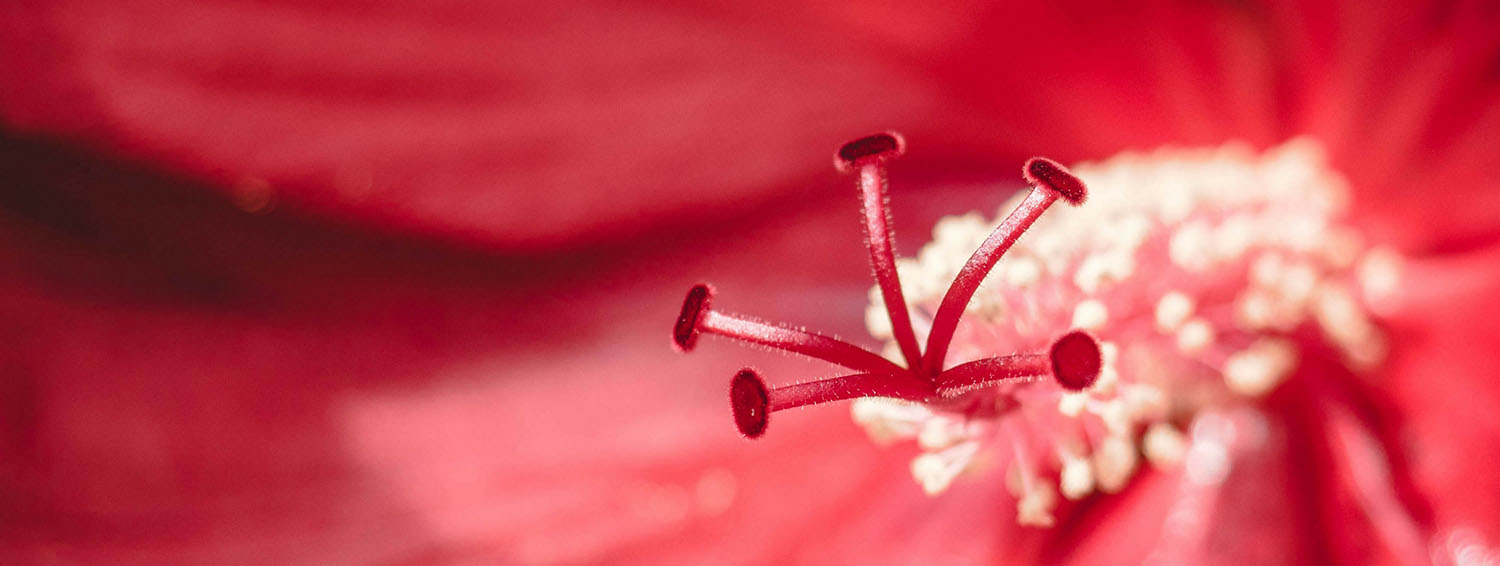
(934, 353), (1050, 395)
(699, 310), (905, 374)
(856, 163), (925, 372)
(768, 371), (933, 412)
(924, 187), (1060, 373)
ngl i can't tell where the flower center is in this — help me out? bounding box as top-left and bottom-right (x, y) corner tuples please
(672, 134), (1398, 527)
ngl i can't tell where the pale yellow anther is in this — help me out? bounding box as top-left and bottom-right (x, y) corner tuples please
(1122, 385), (1168, 421)
(1175, 318), (1215, 354)
(917, 416), (968, 450)
(1154, 291), (1195, 332)
(852, 399), (930, 445)
(910, 441), (980, 496)
(1005, 256), (1041, 288)
(1251, 252), (1286, 289)
(1091, 363), (1120, 396)
(1091, 400), (1133, 436)
(1279, 262), (1320, 306)
(1071, 299), (1108, 331)
(1093, 435), (1139, 494)
(1223, 339), (1299, 397)
(1143, 422), (1188, 469)
(1100, 341), (1119, 365)
(1213, 214), (1257, 261)
(1016, 480), (1059, 527)
(1235, 290), (1275, 330)
(1313, 283), (1387, 371)
(1073, 255), (1110, 295)
(1059, 455), (1095, 500)
(1168, 221), (1214, 271)
(1058, 392), (1088, 417)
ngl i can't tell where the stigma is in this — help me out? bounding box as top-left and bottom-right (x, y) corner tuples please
(672, 134), (1398, 527)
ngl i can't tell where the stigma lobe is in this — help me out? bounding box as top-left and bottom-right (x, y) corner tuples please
(730, 369), (770, 438)
(672, 283), (713, 352)
(834, 131), (906, 174)
(1023, 157), (1088, 206)
(1049, 330), (1102, 391)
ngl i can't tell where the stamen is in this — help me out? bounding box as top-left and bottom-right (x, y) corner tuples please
(837, 132), (924, 371)
(674, 284), (904, 375)
(922, 159), (1089, 373)
(730, 368), (933, 438)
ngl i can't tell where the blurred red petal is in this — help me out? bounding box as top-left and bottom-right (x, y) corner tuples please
(1381, 246), (1500, 547)
(0, 0), (963, 250)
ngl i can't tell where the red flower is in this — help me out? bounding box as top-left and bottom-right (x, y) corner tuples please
(2, 1), (1498, 564)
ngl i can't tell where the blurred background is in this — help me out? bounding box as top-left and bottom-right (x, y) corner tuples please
(2, 1), (1498, 564)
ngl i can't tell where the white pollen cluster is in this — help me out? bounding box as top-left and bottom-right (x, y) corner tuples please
(855, 138), (1401, 526)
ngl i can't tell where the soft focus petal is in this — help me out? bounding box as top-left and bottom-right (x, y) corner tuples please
(6, 1), (1496, 252)
(0, 0), (963, 250)
(1381, 246), (1500, 548)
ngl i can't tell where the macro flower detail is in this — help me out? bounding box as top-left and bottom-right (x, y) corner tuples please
(675, 133), (1403, 529)
(673, 133), (1099, 442)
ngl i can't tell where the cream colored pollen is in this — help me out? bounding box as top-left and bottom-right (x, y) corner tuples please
(910, 441), (980, 496)
(1223, 339), (1299, 397)
(1005, 256), (1042, 288)
(852, 399), (930, 445)
(1071, 299), (1108, 331)
(1143, 422), (1188, 469)
(1175, 318), (1215, 354)
(1016, 480), (1059, 527)
(851, 138), (1396, 528)
(1058, 392), (1088, 417)
(1093, 435), (1139, 494)
(1155, 291), (1195, 332)
(1168, 221), (1214, 271)
(1059, 454), (1095, 500)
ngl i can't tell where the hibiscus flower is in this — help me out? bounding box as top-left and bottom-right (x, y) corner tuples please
(1, 1), (1498, 565)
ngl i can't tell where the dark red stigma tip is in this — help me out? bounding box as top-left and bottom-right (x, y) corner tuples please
(730, 368), (770, 438)
(1023, 157), (1088, 206)
(673, 283), (714, 352)
(1049, 330), (1102, 391)
(834, 131), (907, 174)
